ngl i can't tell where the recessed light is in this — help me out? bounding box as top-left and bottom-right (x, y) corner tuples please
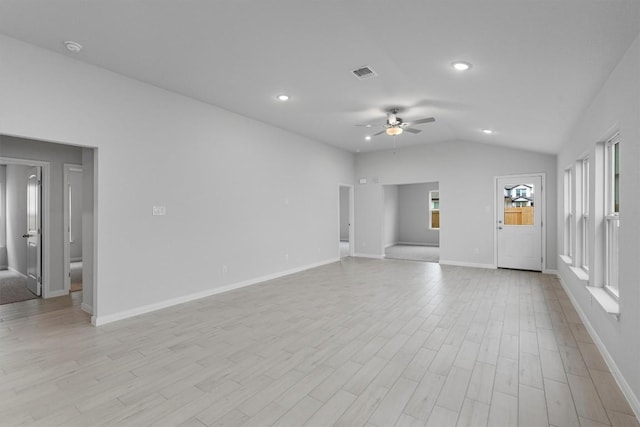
(276, 94), (289, 101)
(365, 136), (371, 141)
(64, 40), (83, 53)
(365, 124), (372, 128)
(452, 61), (472, 71)
(482, 129), (493, 134)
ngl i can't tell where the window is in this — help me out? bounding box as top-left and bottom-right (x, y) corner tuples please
(563, 168), (573, 259)
(429, 190), (439, 230)
(604, 133), (620, 297)
(580, 157), (589, 271)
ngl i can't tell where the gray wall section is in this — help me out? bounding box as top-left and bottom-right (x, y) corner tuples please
(0, 35), (355, 319)
(398, 182), (439, 246)
(383, 185), (399, 247)
(339, 186), (349, 241)
(81, 148), (95, 313)
(0, 136), (83, 292)
(556, 34), (640, 411)
(0, 165), (6, 268)
(355, 140), (557, 268)
(69, 169), (83, 261)
(5, 164), (27, 274)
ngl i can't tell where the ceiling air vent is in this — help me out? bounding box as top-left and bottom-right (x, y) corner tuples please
(352, 66), (377, 80)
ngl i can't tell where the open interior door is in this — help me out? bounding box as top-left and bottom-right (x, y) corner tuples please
(25, 166), (42, 296)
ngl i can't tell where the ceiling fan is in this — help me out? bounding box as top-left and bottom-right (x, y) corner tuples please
(359, 108), (435, 137)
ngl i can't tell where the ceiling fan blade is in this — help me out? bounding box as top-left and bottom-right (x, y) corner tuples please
(371, 129), (387, 136)
(404, 128), (422, 134)
(355, 123), (382, 127)
(409, 117), (435, 125)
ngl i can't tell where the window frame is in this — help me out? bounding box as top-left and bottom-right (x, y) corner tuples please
(563, 167), (573, 260)
(604, 133), (620, 299)
(429, 190), (440, 230)
(580, 157), (590, 272)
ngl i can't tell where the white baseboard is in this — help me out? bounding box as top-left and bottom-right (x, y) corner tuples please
(354, 253), (384, 259)
(396, 242), (439, 247)
(70, 258), (83, 263)
(92, 257), (340, 326)
(45, 289), (68, 298)
(7, 267), (27, 278)
(81, 303), (93, 315)
(439, 260), (496, 269)
(543, 268), (559, 275)
(556, 274), (640, 420)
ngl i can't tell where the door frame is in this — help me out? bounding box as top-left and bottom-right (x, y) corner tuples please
(493, 173), (546, 271)
(0, 157), (52, 297)
(338, 183), (355, 258)
(63, 163), (83, 293)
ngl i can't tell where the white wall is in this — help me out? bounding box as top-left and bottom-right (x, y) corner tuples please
(5, 164), (27, 275)
(0, 165), (6, 268)
(339, 186), (349, 241)
(556, 34), (640, 414)
(355, 140), (557, 268)
(383, 185), (399, 248)
(69, 169), (83, 261)
(398, 182), (439, 246)
(81, 148), (96, 313)
(0, 35), (355, 321)
(0, 136), (84, 292)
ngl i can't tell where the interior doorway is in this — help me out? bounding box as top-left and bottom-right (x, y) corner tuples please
(339, 184), (354, 258)
(383, 182), (440, 263)
(0, 135), (97, 323)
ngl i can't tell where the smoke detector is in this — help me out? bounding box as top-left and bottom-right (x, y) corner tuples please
(64, 41), (83, 53)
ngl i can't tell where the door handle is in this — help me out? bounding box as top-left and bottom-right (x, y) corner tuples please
(22, 234), (30, 238)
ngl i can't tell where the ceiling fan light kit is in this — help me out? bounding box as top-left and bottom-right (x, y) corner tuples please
(386, 127), (403, 136)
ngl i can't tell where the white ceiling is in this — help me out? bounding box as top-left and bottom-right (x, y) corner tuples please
(0, 1), (638, 154)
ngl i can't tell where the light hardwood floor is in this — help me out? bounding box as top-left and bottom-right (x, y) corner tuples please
(0, 258), (637, 426)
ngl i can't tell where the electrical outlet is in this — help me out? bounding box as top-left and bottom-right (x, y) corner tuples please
(222, 264), (228, 274)
(284, 254), (289, 262)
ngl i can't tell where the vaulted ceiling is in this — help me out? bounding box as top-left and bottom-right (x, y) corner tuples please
(1, 1), (638, 153)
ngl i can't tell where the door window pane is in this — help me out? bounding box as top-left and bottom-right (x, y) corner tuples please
(504, 184), (534, 225)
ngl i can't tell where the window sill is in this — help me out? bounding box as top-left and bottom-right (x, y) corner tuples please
(569, 266), (589, 282)
(560, 256), (589, 282)
(560, 255), (572, 265)
(586, 286), (620, 319)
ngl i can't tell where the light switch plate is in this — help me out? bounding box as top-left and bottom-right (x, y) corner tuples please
(152, 205), (166, 216)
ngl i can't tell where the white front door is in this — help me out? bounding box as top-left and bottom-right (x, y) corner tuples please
(25, 166), (42, 296)
(497, 175), (542, 271)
